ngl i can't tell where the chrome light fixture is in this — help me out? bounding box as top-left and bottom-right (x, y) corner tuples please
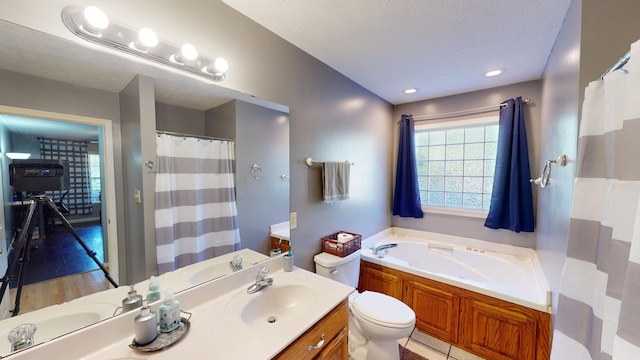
(61, 5), (228, 82)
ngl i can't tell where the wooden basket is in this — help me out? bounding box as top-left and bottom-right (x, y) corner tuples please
(321, 231), (362, 257)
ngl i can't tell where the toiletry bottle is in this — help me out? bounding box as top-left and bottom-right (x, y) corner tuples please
(122, 284), (143, 312)
(147, 276), (161, 302)
(134, 300), (157, 346)
(159, 289), (181, 333)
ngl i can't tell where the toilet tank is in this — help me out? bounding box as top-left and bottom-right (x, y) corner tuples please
(314, 250), (361, 288)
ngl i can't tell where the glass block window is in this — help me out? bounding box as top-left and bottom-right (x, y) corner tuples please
(415, 116), (499, 211)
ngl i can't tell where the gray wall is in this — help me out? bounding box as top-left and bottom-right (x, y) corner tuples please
(233, 100), (290, 254)
(392, 80), (542, 248)
(536, 0), (581, 316)
(155, 102), (205, 135)
(188, 2), (394, 271)
(119, 75), (159, 283)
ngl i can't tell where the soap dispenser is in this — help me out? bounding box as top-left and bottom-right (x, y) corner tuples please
(122, 285), (143, 312)
(159, 289), (181, 333)
(134, 300), (157, 346)
(147, 276), (162, 302)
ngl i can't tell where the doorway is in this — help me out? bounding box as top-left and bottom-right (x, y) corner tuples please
(0, 105), (119, 313)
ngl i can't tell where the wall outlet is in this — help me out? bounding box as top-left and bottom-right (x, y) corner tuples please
(290, 212), (297, 229)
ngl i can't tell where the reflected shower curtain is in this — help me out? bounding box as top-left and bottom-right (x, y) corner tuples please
(552, 40), (640, 359)
(154, 133), (241, 275)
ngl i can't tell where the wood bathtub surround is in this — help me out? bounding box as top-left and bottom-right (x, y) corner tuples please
(359, 261), (551, 360)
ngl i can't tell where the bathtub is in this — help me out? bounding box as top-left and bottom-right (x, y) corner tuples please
(362, 231), (551, 313)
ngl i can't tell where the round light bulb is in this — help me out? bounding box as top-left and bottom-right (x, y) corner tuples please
(181, 43), (198, 61)
(83, 6), (109, 31)
(213, 57), (229, 74)
(138, 28), (158, 48)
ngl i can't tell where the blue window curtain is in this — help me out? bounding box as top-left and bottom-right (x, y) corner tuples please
(484, 97), (534, 232)
(393, 114), (423, 218)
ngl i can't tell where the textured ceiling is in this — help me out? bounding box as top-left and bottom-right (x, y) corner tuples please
(222, 0), (573, 104)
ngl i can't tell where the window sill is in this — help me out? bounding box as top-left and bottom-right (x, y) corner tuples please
(422, 205), (488, 219)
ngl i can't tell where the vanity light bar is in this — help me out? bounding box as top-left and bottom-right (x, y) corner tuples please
(61, 5), (228, 82)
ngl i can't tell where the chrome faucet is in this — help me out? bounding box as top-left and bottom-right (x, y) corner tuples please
(246, 266), (273, 294)
(229, 255), (243, 272)
(372, 243), (398, 258)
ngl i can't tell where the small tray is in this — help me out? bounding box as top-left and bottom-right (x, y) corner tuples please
(129, 317), (190, 352)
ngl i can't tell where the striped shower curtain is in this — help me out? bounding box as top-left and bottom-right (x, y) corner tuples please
(552, 40), (640, 359)
(154, 133), (241, 274)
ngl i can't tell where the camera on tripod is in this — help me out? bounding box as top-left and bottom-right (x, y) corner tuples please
(9, 159), (70, 193)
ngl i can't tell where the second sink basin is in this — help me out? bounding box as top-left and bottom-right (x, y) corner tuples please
(225, 282), (317, 327)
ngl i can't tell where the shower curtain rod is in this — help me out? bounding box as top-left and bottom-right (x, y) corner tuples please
(600, 50), (631, 79)
(155, 130), (233, 142)
(402, 99), (530, 122)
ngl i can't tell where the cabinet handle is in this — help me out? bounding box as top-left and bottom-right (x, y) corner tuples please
(307, 333), (325, 351)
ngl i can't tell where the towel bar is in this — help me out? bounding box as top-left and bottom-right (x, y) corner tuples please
(305, 157), (354, 167)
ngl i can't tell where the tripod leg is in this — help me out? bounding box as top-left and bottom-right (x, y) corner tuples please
(44, 199), (119, 288)
(12, 232), (36, 317)
(0, 200), (39, 316)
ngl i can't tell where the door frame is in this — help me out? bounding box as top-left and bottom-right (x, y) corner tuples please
(0, 105), (120, 283)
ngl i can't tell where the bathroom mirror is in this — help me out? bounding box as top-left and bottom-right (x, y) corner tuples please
(0, 19), (289, 357)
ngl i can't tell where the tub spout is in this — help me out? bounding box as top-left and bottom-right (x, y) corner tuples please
(373, 243), (398, 258)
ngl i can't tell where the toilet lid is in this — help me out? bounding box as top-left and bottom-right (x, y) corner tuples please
(351, 291), (415, 328)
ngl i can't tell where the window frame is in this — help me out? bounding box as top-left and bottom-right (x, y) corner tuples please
(88, 153), (101, 204)
(414, 115), (499, 218)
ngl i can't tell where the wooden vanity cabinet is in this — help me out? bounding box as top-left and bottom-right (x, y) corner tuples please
(359, 261), (551, 360)
(270, 236), (291, 253)
(274, 300), (348, 360)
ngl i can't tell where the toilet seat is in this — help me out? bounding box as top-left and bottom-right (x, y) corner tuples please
(351, 291), (415, 329)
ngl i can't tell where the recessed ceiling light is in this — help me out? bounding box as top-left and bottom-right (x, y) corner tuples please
(404, 88), (418, 94)
(485, 69), (504, 77)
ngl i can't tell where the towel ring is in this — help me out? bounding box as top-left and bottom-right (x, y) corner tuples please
(251, 164), (263, 180)
(530, 155), (567, 188)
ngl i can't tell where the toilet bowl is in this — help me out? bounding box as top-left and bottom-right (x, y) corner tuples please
(314, 250), (416, 360)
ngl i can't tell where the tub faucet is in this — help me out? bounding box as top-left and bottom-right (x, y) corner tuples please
(373, 243), (398, 258)
(246, 266), (273, 294)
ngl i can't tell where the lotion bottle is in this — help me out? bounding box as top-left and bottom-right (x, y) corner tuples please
(159, 289), (180, 333)
(146, 276), (161, 302)
(134, 300), (157, 346)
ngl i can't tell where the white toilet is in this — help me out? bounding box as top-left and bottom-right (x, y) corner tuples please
(314, 250), (416, 360)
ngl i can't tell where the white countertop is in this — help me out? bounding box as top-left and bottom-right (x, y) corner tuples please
(9, 256), (353, 360)
(269, 221), (290, 241)
(0, 248), (269, 356)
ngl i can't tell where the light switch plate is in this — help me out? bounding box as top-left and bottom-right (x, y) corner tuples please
(290, 212), (297, 229)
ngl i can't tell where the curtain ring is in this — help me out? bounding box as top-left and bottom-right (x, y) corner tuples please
(251, 164), (263, 180)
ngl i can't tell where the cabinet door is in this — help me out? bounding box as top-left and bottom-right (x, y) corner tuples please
(316, 327), (348, 360)
(405, 279), (460, 344)
(460, 297), (536, 360)
(359, 261), (403, 300)
(274, 300), (348, 360)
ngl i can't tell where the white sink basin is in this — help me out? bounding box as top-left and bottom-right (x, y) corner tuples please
(189, 262), (232, 285)
(0, 302), (118, 354)
(224, 282), (317, 327)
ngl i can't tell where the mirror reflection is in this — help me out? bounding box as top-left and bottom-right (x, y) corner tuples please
(0, 19), (289, 356)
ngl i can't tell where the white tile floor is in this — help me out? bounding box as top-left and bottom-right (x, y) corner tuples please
(398, 329), (486, 360)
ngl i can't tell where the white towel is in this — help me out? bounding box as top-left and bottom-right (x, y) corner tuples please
(322, 161), (350, 203)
